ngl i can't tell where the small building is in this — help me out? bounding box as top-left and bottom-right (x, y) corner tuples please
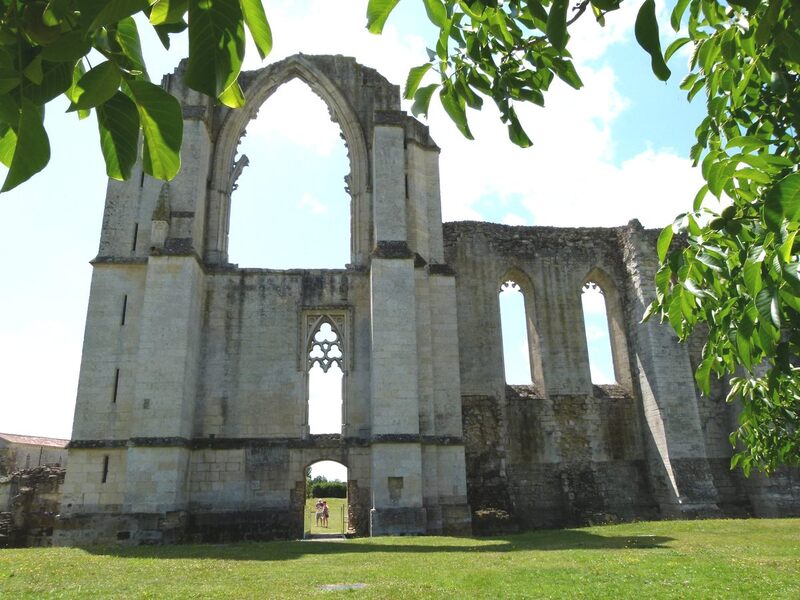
(0, 433), (69, 476)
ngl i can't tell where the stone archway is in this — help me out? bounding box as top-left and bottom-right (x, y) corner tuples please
(205, 55), (374, 267)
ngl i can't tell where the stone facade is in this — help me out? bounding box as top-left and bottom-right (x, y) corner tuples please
(445, 221), (800, 527)
(56, 55), (799, 545)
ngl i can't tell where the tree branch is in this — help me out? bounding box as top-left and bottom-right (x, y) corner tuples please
(566, 0), (591, 26)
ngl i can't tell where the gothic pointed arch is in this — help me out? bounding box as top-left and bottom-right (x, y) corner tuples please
(205, 55), (377, 266)
(580, 266), (632, 389)
(497, 266), (543, 386)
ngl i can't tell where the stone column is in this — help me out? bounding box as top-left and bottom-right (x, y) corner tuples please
(369, 112), (426, 534)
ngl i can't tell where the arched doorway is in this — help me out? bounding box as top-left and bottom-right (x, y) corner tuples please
(303, 460), (349, 539)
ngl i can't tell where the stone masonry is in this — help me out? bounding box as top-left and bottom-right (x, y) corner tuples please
(55, 55), (799, 545)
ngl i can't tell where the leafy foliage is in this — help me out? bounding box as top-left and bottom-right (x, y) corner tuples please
(309, 478), (347, 499)
(367, 0), (665, 148)
(0, 0), (273, 190)
(644, 0), (800, 475)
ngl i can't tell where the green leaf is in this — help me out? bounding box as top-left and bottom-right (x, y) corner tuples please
(693, 184), (708, 211)
(22, 61), (73, 104)
(0, 69), (20, 95)
(153, 21), (187, 50)
(657, 224), (673, 262)
(116, 16), (149, 79)
(23, 55), (44, 85)
(186, 0), (245, 99)
(0, 125), (17, 168)
(1, 100), (50, 192)
(440, 83), (473, 139)
(779, 230), (797, 264)
(366, 0), (401, 34)
(743, 259), (762, 297)
(218, 80), (245, 108)
(670, 0), (690, 31)
(664, 37), (690, 62)
(89, 0), (149, 31)
(411, 83), (438, 118)
(422, 0), (448, 28)
(506, 107), (531, 148)
(683, 278), (706, 298)
(755, 0), (781, 47)
(96, 92), (140, 180)
(126, 80), (182, 180)
(755, 288), (780, 328)
(695, 355), (713, 396)
(405, 63), (432, 100)
(150, 0), (189, 25)
(240, 0), (272, 60)
(635, 0), (671, 81)
(68, 61), (121, 110)
(39, 31), (92, 63)
(552, 58), (583, 89)
(764, 173), (800, 232)
(546, 0), (569, 52)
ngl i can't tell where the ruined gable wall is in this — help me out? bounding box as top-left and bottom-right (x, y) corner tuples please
(444, 221), (657, 528)
(446, 221), (800, 528)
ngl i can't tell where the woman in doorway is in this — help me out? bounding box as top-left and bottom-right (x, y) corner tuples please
(315, 499), (324, 527)
(322, 500), (330, 528)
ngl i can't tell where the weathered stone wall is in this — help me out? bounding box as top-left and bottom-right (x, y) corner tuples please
(58, 55), (470, 545)
(58, 55), (798, 546)
(0, 466), (65, 548)
(445, 220), (800, 530)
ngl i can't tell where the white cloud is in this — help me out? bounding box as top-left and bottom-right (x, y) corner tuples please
(590, 362), (615, 384)
(246, 81), (340, 156)
(584, 324), (610, 342)
(299, 192), (328, 215)
(502, 213), (529, 226)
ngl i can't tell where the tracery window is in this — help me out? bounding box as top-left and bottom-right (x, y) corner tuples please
(305, 315), (347, 434)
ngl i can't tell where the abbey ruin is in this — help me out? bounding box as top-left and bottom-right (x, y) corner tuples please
(54, 55), (800, 545)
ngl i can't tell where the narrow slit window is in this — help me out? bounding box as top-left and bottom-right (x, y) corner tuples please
(121, 294), (128, 326)
(131, 223), (139, 253)
(582, 282), (615, 384)
(139, 170), (145, 187)
(101, 455), (109, 483)
(112, 368), (120, 404)
(499, 280), (532, 384)
(308, 319), (343, 434)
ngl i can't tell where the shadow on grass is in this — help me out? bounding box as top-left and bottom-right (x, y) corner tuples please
(83, 529), (673, 562)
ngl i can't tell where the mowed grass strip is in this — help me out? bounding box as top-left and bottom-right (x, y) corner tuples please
(0, 519), (798, 599)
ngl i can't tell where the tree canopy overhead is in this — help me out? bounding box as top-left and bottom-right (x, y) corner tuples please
(0, 0), (797, 474)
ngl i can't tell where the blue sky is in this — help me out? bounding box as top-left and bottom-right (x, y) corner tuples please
(0, 2), (702, 484)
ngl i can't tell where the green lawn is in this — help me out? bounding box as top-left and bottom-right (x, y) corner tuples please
(1, 519), (798, 599)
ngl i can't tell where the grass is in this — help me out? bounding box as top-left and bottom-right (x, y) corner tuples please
(305, 497), (348, 536)
(0, 519), (798, 599)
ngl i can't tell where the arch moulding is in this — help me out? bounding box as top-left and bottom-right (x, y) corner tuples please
(205, 55), (372, 266)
